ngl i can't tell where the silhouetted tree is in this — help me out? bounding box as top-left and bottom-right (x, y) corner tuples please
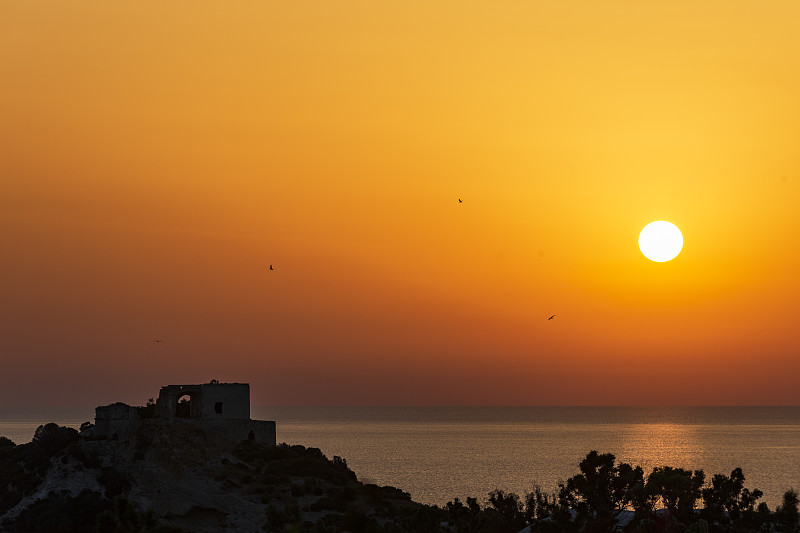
(467, 496), (481, 515)
(775, 488), (799, 532)
(701, 467), (745, 522)
(737, 486), (766, 529)
(444, 498), (476, 532)
(487, 489), (526, 532)
(524, 484), (560, 524)
(31, 423), (78, 456)
(646, 466), (704, 523)
(400, 504), (441, 533)
(628, 475), (658, 521)
(699, 465), (768, 530)
(560, 451), (640, 530)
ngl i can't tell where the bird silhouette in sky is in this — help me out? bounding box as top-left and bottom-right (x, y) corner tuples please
(153, 339), (162, 343)
(269, 265), (274, 271)
(458, 198), (463, 203)
(548, 315), (555, 320)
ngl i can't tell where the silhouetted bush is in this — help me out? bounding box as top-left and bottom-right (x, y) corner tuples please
(98, 466), (130, 498)
(134, 431), (152, 460)
(232, 441), (358, 486)
(0, 442), (42, 515)
(6, 489), (107, 533)
(31, 423), (79, 456)
(95, 510), (118, 533)
(486, 489), (527, 531)
(340, 508), (385, 533)
(93, 495), (185, 533)
(266, 502), (301, 530)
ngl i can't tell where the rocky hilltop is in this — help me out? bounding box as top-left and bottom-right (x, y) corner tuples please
(0, 421), (429, 533)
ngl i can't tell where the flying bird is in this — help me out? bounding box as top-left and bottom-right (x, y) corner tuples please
(269, 265), (274, 271)
(548, 315), (555, 320)
(153, 339), (162, 343)
(458, 198), (463, 203)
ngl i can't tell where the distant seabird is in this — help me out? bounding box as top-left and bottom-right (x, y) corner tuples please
(269, 265), (274, 271)
(154, 339), (162, 343)
(458, 198), (463, 203)
(548, 315), (555, 320)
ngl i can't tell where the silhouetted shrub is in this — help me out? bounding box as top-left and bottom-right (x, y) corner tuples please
(134, 431), (152, 460)
(95, 510), (117, 533)
(66, 441), (84, 458)
(486, 489), (527, 531)
(399, 504), (442, 533)
(0, 443), (42, 514)
(98, 467), (129, 498)
(310, 496), (347, 513)
(339, 508), (385, 533)
(31, 423), (79, 456)
(266, 504), (290, 530)
(6, 489), (107, 533)
(290, 482), (304, 497)
(232, 441), (359, 486)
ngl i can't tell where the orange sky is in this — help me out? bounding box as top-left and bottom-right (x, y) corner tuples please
(2, 1), (799, 406)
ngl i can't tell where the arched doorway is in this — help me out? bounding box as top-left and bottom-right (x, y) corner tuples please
(175, 393), (197, 418)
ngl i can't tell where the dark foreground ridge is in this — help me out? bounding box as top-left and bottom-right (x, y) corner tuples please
(1, 428), (799, 532)
(0, 423), (423, 532)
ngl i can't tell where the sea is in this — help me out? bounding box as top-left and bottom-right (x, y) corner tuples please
(2, 406), (799, 509)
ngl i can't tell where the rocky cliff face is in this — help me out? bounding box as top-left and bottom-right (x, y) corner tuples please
(0, 421), (427, 533)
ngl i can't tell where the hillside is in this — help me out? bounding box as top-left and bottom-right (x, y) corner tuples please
(0, 422), (432, 533)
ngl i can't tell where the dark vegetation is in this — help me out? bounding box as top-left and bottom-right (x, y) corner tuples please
(436, 451), (799, 533)
(0, 424), (184, 533)
(228, 441), (424, 532)
(1, 423), (81, 515)
(2, 423), (799, 533)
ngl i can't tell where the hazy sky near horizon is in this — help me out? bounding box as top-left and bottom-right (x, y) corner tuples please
(2, 1), (799, 407)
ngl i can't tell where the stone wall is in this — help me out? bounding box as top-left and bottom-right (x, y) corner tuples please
(198, 383), (250, 419)
(178, 419), (276, 446)
(93, 383), (275, 446)
(156, 383), (250, 420)
(94, 403), (137, 441)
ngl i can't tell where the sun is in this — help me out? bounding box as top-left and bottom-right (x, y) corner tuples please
(639, 221), (683, 262)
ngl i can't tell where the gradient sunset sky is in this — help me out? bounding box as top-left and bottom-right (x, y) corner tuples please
(2, 1), (799, 407)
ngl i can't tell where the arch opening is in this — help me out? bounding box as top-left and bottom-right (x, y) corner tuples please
(175, 393), (198, 418)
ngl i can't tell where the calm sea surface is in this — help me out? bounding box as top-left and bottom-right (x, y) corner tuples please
(2, 406), (799, 508)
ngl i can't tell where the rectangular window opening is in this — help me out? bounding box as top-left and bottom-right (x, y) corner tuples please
(215, 402), (223, 414)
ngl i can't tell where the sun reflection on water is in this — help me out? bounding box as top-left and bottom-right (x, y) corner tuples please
(618, 422), (705, 473)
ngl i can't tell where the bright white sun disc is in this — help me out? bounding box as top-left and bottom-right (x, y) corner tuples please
(639, 221), (683, 262)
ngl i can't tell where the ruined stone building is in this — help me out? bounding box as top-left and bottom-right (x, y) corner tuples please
(94, 381), (276, 446)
